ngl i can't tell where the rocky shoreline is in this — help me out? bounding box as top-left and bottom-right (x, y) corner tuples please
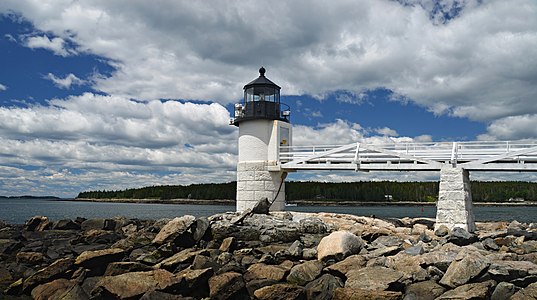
(1, 211), (537, 299)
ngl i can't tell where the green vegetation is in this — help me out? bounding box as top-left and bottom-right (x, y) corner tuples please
(77, 180), (537, 203)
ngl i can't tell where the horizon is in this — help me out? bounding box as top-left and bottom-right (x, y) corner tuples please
(1, 1), (537, 197)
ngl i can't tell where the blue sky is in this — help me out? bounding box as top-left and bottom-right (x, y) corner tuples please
(1, 0), (536, 197)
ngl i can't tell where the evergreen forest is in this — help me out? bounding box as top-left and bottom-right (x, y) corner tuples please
(77, 181), (537, 203)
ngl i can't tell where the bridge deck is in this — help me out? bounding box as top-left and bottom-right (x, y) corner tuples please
(277, 141), (537, 171)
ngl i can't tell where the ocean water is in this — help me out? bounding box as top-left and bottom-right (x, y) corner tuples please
(0, 198), (535, 224)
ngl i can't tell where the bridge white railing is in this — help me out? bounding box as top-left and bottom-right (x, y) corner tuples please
(278, 141), (537, 171)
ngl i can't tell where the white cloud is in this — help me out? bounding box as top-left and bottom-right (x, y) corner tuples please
(1, 0), (535, 118)
(0, 93), (238, 196)
(375, 127), (399, 137)
(24, 35), (76, 57)
(45, 73), (85, 89)
(0, 83), (6, 91)
(478, 114), (537, 141)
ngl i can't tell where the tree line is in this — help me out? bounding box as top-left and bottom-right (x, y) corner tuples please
(77, 181), (537, 203)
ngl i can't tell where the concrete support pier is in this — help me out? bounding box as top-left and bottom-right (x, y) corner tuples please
(236, 161), (286, 212)
(435, 166), (476, 232)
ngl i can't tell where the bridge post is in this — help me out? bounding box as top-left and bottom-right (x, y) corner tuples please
(435, 166), (476, 232)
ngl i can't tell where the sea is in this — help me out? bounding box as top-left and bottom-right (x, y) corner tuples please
(0, 198), (536, 225)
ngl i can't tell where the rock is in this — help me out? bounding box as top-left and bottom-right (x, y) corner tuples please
(25, 216), (50, 232)
(491, 281), (518, 300)
(482, 237), (500, 251)
(253, 283), (305, 300)
(487, 260), (537, 283)
(333, 288), (402, 300)
(517, 240), (537, 254)
(364, 245), (401, 260)
(345, 266), (404, 291)
(372, 235), (403, 248)
(75, 248), (126, 275)
(191, 254), (220, 271)
(317, 231), (364, 262)
(209, 271), (248, 300)
(288, 240), (304, 258)
(448, 227), (478, 246)
(325, 254), (367, 278)
(436, 280), (496, 300)
(252, 198), (271, 214)
(53, 219), (81, 230)
(304, 273), (343, 300)
(152, 215), (196, 245)
(439, 248), (490, 288)
(287, 260), (323, 286)
(104, 262), (153, 276)
(435, 225), (450, 237)
(298, 217), (331, 234)
(219, 237), (236, 252)
(31, 279), (89, 300)
(5, 278), (23, 295)
(404, 245), (425, 256)
(165, 267), (214, 298)
(80, 219), (107, 231)
(403, 280), (445, 300)
(16, 251), (44, 264)
(191, 217), (209, 242)
(303, 248), (317, 260)
(92, 269), (178, 299)
(244, 263), (288, 282)
(511, 281), (537, 299)
(23, 258), (74, 292)
(140, 290), (194, 299)
(155, 248), (206, 271)
(411, 224), (428, 235)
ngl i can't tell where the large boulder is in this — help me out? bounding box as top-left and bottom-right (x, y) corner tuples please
(25, 216), (50, 232)
(511, 281), (537, 299)
(287, 260), (323, 286)
(53, 219), (81, 230)
(244, 263), (289, 282)
(333, 288), (402, 300)
(164, 267), (214, 298)
(304, 274), (343, 300)
(91, 269), (178, 299)
(31, 279), (89, 300)
(448, 227), (478, 246)
(23, 258), (74, 293)
(152, 215), (196, 245)
(345, 266), (404, 291)
(491, 282), (518, 300)
(253, 283), (305, 300)
(403, 280), (445, 300)
(209, 271), (248, 300)
(75, 248), (126, 275)
(436, 280), (496, 300)
(317, 231), (364, 262)
(325, 255), (367, 278)
(439, 248), (490, 288)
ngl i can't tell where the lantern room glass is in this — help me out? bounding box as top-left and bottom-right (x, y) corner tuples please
(244, 87), (280, 104)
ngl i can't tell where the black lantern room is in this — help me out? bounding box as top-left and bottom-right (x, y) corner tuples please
(231, 67), (290, 126)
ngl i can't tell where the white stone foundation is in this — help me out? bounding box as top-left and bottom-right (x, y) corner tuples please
(435, 166), (476, 232)
(236, 161), (285, 212)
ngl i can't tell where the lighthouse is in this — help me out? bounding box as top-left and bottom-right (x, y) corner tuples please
(231, 67), (292, 212)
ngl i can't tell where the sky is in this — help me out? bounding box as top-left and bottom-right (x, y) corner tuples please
(1, 0), (537, 197)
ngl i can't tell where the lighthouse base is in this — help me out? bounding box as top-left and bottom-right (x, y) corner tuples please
(236, 161), (286, 212)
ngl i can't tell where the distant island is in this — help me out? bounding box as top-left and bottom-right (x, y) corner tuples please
(0, 196), (61, 200)
(76, 180), (537, 203)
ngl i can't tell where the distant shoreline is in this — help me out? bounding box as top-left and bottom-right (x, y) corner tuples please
(68, 198), (537, 207)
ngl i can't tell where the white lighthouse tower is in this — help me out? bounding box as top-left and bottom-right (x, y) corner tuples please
(231, 67), (292, 212)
